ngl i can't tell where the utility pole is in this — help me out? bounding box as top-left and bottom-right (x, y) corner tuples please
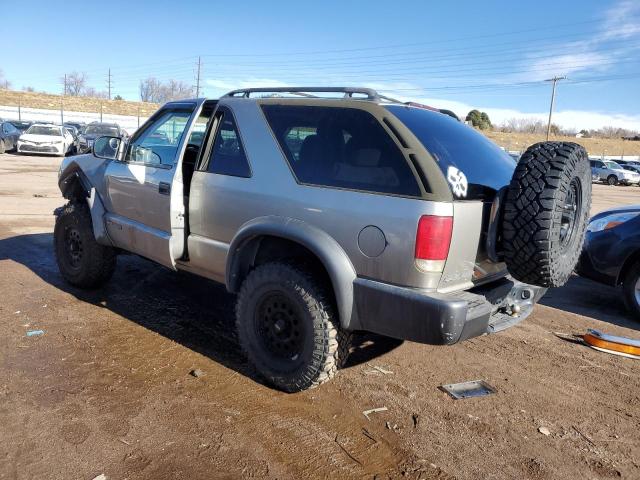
(63, 73), (67, 96)
(545, 76), (565, 141)
(195, 56), (202, 97)
(107, 68), (112, 100)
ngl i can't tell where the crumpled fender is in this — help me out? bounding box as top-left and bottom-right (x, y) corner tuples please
(57, 156), (113, 247)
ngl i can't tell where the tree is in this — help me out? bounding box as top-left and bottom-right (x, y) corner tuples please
(466, 109), (492, 130)
(139, 77), (194, 103)
(113, 94), (124, 101)
(22, 86), (35, 92)
(61, 71), (88, 96)
(82, 87), (108, 99)
(139, 77), (162, 102)
(0, 69), (11, 89)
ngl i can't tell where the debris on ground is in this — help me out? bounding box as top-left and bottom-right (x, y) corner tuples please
(32, 193), (46, 198)
(363, 365), (394, 375)
(363, 407), (388, 420)
(439, 380), (496, 400)
(412, 413), (420, 428)
(189, 369), (205, 378)
(26, 330), (44, 337)
(91, 474), (107, 480)
(538, 426), (551, 436)
(583, 329), (640, 359)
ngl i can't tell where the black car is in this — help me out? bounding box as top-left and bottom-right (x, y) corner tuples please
(577, 205), (640, 319)
(63, 121), (86, 133)
(9, 120), (33, 133)
(0, 121), (21, 153)
(76, 122), (126, 154)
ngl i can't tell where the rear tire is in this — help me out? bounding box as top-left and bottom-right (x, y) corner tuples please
(235, 262), (351, 392)
(607, 175), (618, 186)
(54, 202), (116, 288)
(0, 140), (5, 154)
(622, 262), (640, 321)
(503, 142), (591, 288)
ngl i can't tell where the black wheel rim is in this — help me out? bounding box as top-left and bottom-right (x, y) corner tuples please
(559, 178), (581, 250)
(254, 293), (304, 361)
(64, 226), (83, 269)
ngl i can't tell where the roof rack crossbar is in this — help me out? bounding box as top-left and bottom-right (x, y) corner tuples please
(222, 87), (381, 100)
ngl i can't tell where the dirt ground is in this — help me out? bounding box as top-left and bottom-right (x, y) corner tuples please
(1, 153), (639, 480)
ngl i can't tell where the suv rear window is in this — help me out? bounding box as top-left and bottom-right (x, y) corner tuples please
(387, 105), (516, 200)
(262, 105), (421, 197)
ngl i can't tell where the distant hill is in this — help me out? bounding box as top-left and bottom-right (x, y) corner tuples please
(0, 89), (159, 117)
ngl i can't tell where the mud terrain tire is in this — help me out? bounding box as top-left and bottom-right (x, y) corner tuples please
(503, 142), (591, 288)
(54, 202), (116, 288)
(236, 262), (351, 392)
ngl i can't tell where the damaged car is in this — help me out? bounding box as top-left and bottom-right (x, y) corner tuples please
(54, 87), (591, 392)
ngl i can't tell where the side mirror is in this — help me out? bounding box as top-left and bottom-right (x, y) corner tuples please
(93, 136), (121, 160)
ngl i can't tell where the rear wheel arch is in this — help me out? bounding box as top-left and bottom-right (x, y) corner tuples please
(226, 217), (359, 330)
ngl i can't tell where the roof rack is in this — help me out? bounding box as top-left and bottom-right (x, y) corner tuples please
(222, 87), (383, 100)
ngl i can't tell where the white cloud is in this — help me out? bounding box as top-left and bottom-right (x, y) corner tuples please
(526, 52), (610, 81)
(601, 0), (640, 40)
(413, 96), (640, 131)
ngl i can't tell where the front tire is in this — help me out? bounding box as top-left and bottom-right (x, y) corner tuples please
(54, 202), (116, 288)
(503, 142), (591, 287)
(235, 262), (351, 392)
(607, 175), (618, 186)
(622, 262), (640, 321)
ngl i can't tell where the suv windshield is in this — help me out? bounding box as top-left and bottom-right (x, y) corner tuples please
(84, 125), (119, 136)
(387, 105), (515, 200)
(26, 126), (61, 136)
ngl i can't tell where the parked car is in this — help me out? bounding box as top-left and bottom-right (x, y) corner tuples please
(622, 164), (640, 176)
(591, 159), (640, 185)
(8, 120), (33, 133)
(54, 87), (591, 392)
(0, 120), (21, 153)
(578, 205), (640, 320)
(64, 121), (86, 133)
(76, 122), (126, 154)
(64, 126), (80, 155)
(17, 124), (74, 156)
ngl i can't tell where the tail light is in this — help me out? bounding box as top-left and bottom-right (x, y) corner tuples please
(415, 215), (453, 273)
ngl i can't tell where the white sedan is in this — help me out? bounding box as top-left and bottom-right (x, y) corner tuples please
(17, 124), (74, 156)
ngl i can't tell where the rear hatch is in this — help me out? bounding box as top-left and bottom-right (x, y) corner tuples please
(387, 105), (517, 292)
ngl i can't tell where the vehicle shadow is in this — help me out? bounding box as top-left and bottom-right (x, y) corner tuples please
(540, 274), (639, 330)
(0, 232), (402, 384)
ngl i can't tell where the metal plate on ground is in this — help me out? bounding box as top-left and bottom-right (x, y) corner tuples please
(439, 380), (496, 400)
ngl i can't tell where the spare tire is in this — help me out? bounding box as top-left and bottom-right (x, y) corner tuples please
(502, 142), (591, 288)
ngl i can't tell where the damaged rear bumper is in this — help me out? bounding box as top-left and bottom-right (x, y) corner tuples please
(353, 276), (546, 345)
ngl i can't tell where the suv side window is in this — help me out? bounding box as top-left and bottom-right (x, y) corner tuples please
(262, 105), (420, 197)
(125, 109), (192, 167)
(206, 107), (251, 178)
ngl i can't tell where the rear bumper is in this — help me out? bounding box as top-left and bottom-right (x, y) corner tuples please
(353, 277), (546, 345)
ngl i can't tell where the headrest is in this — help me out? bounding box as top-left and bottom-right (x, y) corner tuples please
(354, 148), (381, 167)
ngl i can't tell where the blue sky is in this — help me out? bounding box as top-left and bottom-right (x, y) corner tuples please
(1, 0), (639, 130)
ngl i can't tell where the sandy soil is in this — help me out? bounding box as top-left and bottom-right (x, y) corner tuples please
(0, 153), (639, 480)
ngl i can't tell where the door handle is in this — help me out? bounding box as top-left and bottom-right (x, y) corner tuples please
(159, 182), (171, 195)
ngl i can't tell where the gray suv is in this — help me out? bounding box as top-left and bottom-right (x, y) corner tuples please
(55, 87), (591, 392)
